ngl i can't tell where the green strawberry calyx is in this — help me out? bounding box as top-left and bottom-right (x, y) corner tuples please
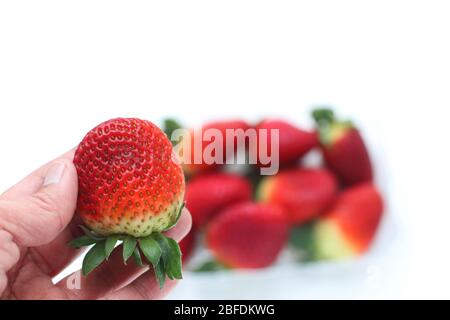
(69, 203), (185, 289)
(312, 107), (354, 147)
(162, 118), (184, 141)
(192, 259), (230, 273)
(289, 222), (317, 262)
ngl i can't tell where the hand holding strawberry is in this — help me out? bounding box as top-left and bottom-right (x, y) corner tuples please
(0, 147), (191, 300)
(0, 108), (385, 299)
(71, 118), (186, 288)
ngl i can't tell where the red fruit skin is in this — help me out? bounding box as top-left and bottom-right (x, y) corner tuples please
(185, 173), (252, 227)
(322, 128), (373, 186)
(206, 202), (289, 269)
(179, 228), (196, 263)
(205, 120), (251, 153)
(184, 120), (251, 175)
(256, 120), (318, 167)
(258, 168), (338, 225)
(73, 118), (185, 237)
(327, 183), (383, 252)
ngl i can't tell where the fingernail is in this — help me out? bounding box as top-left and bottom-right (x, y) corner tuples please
(43, 162), (66, 186)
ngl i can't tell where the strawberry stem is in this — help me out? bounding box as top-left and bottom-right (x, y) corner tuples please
(312, 108), (335, 126)
(289, 222), (317, 262)
(311, 107), (354, 146)
(163, 118), (183, 141)
(312, 108), (335, 146)
(70, 227), (183, 289)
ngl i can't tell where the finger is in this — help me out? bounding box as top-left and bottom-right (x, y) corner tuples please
(0, 149), (83, 277)
(30, 215), (86, 277)
(58, 209), (192, 300)
(103, 274), (178, 300)
(0, 230), (21, 295)
(1, 149), (75, 200)
(163, 208), (193, 241)
(0, 157), (78, 247)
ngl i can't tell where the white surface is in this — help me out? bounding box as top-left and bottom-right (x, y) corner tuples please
(1, 1), (450, 299)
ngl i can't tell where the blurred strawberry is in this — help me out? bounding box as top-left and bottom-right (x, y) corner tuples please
(185, 173), (252, 227)
(257, 168), (338, 224)
(312, 108), (373, 186)
(164, 119), (251, 176)
(311, 183), (383, 260)
(255, 119), (318, 168)
(206, 202), (289, 268)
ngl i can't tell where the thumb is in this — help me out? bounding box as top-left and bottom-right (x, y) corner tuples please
(0, 158), (78, 247)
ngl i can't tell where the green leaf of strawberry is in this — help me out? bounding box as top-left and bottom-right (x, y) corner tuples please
(138, 236), (162, 268)
(123, 237), (137, 264)
(132, 247), (145, 267)
(289, 222), (317, 262)
(69, 235), (97, 248)
(153, 233), (182, 280)
(162, 118), (183, 140)
(165, 237), (183, 279)
(105, 235), (120, 259)
(163, 202), (185, 232)
(312, 108), (335, 125)
(80, 225), (104, 241)
(82, 241), (107, 276)
(154, 261), (166, 289)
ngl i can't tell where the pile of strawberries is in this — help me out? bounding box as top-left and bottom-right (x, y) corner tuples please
(171, 108), (384, 270)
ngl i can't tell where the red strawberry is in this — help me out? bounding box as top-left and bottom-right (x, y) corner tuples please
(313, 183), (383, 260)
(312, 108), (373, 185)
(203, 119), (251, 154)
(71, 118), (185, 288)
(206, 202), (288, 268)
(255, 119), (318, 168)
(179, 228), (196, 263)
(257, 168), (338, 224)
(185, 173), (252, 227)
(164, 119), (251, 176)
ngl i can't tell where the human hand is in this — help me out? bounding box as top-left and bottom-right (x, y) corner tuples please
(0, 150), (192, 300)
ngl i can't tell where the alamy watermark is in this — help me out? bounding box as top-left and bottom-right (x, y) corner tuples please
(170, 128), (280, 175)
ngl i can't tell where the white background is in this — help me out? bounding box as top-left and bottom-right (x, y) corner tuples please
(1, 1), (449, 299)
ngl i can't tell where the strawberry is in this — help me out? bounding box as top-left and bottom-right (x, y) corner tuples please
(70, 118), (185, 288)
(312, 108), (373, 185)
(164, 119), (251, 176)
(206, 202), (288, 268)
(292, 184), (383, 261)
(185, 173), (252, 227)
(257, 168), (338, 224)
(255, 119), (318, 168)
